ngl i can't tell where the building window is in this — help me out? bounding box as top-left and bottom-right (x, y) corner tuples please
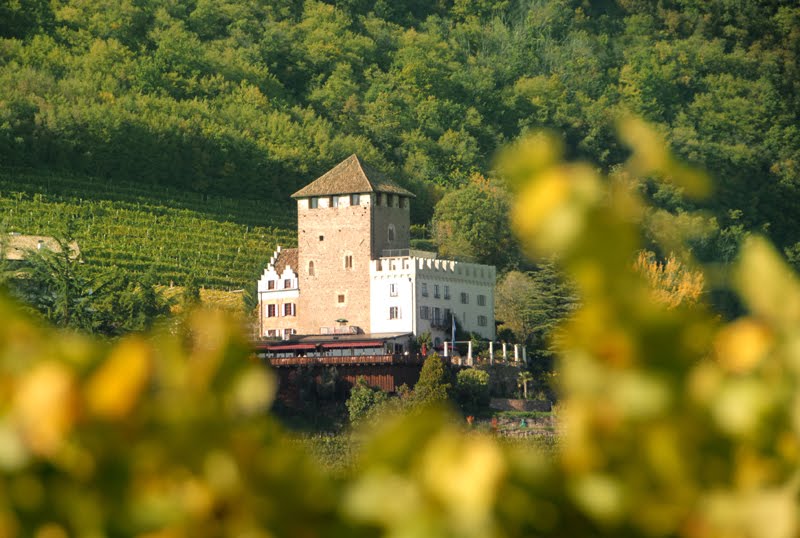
(284, 279), (292, 289)
(420, 306), (430, 320)
(444, 308), (451, 322)
(267, 329), (277, 337)
(310, 197), (318, 209)
(477, 294), (486, 306)
(432, 307), (441, 324)
(283, 303), (295, 316)
(267, 304), (276, 317)
(434, 284), (440, 299)
(283, 328), (294, 339)
(350, 193), (360, 206)
(344, 255), (353, 269)
(460, 292), (469, 304)
(389, 306), (400, 319)
(308, 261), (315, 276)
(319, 235), (324, 241)
(330, 196), (338, 208)
(478, 315), (488, 327)
(421, 283), (428, 297)
(444, 285), (450, 300)
(388, 224), (395, 242)
(338, 294), (345, 304)
(268, 280), (275, 290)
(389, 283), (398, 297)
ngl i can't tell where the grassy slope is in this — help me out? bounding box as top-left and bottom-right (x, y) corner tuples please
(0, 167), (297, 289)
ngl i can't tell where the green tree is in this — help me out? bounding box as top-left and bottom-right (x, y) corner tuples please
(431, 174), (519, 270)
(10, 237), (96, 329)
(411, 353), (451, 406)
(454, 368), (490, 414)
(346, 376), (388, 425)
(517, 370), (534, 400)
(494, 264), (577, 351)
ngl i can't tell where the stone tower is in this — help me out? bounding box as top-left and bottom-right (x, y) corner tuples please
(291, 155), (414, 335)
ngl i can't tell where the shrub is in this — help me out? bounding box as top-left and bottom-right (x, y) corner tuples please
(455, 368), (491, 414)
(346, 377), (389, 425)
(411, 353), (451, 406)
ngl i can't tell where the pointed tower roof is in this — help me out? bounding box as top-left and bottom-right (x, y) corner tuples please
(291, 154), (415, 198)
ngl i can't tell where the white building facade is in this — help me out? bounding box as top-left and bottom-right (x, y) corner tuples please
(256, 246), (300, 339)
(370, 252), (496, 346)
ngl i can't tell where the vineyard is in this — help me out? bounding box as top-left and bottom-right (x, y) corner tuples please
(0, 167), (297, 289)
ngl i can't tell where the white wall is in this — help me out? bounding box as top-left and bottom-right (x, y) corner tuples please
(370, 256), (495, 340)
(370, 258), (414, 334)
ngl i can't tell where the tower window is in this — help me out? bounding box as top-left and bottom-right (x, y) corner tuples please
(319, 235), (324, 241)
(308, 261), (315, 276)
(350, 194), (360, 206)
(389, 283), (398, 297)
(310, 197), (319, 209)
(388, 224), (395, 242)
(330, 196), (338, 208)
(338, 294), (345, 304)
(344, 255), (353, 269)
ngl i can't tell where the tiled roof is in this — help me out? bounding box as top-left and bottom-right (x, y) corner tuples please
(273, 247), (298, 275)
(2, 234), (81, 261)
(291, 154), (415, 198)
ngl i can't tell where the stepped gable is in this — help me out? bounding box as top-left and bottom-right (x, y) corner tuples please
(291, 154), (415, 198)
(272, 247), (297, 275)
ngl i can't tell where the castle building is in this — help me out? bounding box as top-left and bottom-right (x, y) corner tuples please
(257, 155), (495, 351)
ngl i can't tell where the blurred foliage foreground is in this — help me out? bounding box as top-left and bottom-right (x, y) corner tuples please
(3, 121), (800, 538)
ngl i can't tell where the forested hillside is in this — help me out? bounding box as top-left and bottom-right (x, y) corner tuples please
(1, 0), (798, 260)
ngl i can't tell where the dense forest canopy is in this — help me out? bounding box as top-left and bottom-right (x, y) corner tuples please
(1, 0), (798, 250)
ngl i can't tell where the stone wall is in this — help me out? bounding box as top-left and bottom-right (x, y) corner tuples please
(297, 199), (373, 334)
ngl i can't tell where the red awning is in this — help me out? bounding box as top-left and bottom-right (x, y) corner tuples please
(321, 341), (386, 349)
(261, 343), (317, 351)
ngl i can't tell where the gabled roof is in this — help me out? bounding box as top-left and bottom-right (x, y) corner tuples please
(273, 247), (297, 275)
(2, 234), (81, 261)
(291, 154), (415, 198)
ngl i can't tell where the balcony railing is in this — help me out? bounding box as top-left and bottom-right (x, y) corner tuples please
(268, 353), (425, 367)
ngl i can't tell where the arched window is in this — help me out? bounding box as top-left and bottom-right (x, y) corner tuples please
(308, 260), (315, 276)
(388, 224), (396, 242)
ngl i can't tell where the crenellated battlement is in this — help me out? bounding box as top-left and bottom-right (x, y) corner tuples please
(371, 255), (495, 283)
